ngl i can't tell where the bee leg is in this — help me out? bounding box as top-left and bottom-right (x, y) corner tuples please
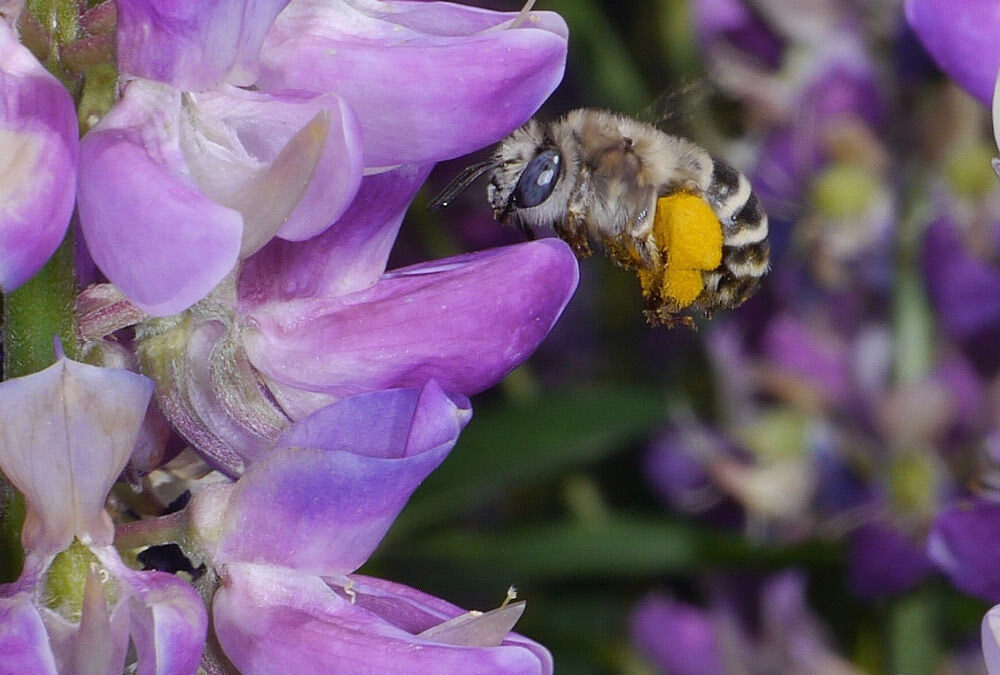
(555, 218), (592, 258)
(517, 220), (536, 240)
(644, 307), (696, 330)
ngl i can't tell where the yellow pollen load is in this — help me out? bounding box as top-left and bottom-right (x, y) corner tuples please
(639, 192), (724, 310)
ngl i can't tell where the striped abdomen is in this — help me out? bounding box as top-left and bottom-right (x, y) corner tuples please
(698, 159), (770, 311)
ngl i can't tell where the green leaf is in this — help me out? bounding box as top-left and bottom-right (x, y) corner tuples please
(388, 387), (669, 538)
(386, 516), (701, 583)
(381, 513), (841, 583)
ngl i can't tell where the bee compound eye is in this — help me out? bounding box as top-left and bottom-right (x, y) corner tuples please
(513, 149), (562, 208)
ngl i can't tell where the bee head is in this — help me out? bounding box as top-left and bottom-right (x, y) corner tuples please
(488, 120), (574, 230)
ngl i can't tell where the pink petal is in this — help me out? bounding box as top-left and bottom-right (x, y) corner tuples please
(0, 358), (153, 553)
(0, 592), (58, 674)
(243, 239), (579, 418)
(93, 546), (208, 675)
(0, 20), (77, 291)
(116, 0), (292, 90)
(190, 382), (469, 573)
(239, 163), (433, 306)
(78, 79), (243, 316)
(258, 0), (568, 165)
(213, 564), (552, 675)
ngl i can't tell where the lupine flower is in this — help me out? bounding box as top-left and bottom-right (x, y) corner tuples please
(905, 0), (1000, 106)
(255, 0), (569, 167)
(77, 0), (569, 316)
(183, 381), (552, 673)
(0, 352), (206, 672)
(630, 572), (862, 675)
(0, 19), (77, 292)
(129, 153), (578, 477)
(78, 1), (365, 316)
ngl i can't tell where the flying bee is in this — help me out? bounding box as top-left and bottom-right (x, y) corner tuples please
(429, 108), (770, 327)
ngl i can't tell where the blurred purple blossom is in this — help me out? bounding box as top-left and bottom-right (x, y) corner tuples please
(0, 20), (77, 292)
(187, 382), (552, 673)
(630, 572), (861, 675)
(636, 0), (966, 605)
(847, 522), (935, 599)
(0, 354), (205, 672)
(922, 216), (1000, 373)
(630, 594), (724, 675)
(929, 499), (1000, 603)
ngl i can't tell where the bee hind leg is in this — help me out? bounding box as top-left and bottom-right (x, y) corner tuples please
(643, 307), (697, 330)
(554, 219), (592, 259)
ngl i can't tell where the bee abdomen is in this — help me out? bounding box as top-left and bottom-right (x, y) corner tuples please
(723, 239), (770, 278)
(705, 159), (769, 249)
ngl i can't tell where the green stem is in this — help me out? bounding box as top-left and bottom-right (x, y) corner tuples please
(4, 230), (79, 377)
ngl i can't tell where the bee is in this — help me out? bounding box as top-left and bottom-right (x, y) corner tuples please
(429, 109), (770, 327)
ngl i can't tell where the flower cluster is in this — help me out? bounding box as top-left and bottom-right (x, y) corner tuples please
(0, 0), (576, 671)
(627, 0), (1000, 670)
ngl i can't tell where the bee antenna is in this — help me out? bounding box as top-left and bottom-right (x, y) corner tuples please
(428, 160), (500, 210)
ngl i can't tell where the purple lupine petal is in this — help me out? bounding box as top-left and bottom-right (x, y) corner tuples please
(0, 357), (153, 554)
(213, 564), (552, 675)
(92, 546), (208, 675)
(418, 602), (526, 646)
(116, 0), (292, 90)
(0, 20), (77, 292)
(243, 239), (579, 418)
(629, 594), (724, 675)
(80, 78), (359, 314)
(905, 0), (1000, 106)
(240, 163), (433, 306)
(258, 0), (568, 166)
(0, 593), (58, 674)
(183, 85), (364, 249)
(928, 499), (1000, 603)
(994, 68), (1000, 157)
(78, 79), (243, 316)
(984, 605), (1000, 674)
(191, 382), (469, 573)
(348, 574), (553, 668)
